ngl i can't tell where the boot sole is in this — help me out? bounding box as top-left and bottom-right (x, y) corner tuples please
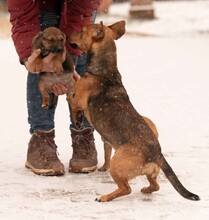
(69, 165), (97, 173)
(25, 161), (65, 176)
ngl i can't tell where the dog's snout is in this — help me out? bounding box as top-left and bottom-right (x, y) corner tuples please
(54, 47), (64, 54)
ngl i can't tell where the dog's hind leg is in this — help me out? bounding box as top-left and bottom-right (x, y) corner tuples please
(96, 146), (142, 202)
(98, 139), (113, 172)
(96, 176), (131, 202)
(52, 95), (58, 107)
(141, 165), (160, 194)
(41, 93), (50, 109)
(39, 84), (50, 108)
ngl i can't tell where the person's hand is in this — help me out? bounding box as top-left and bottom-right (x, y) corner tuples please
(24, 48), (80, 96)
(52, 67), (81, 96)
(52, 83), (68, 96)
(24, 48), (66, 73)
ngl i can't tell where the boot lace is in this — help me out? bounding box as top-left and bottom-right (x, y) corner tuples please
(72, 132), (94, 159)
(35, 132), (60, 162)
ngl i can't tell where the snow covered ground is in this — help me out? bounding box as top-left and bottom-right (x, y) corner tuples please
(0, 1), (209, 219)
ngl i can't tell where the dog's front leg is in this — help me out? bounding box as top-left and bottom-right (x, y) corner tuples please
(67, 92), (84, 129)
(53, 55), (64, 73)
(73, 110), (85, 129)
(33, 56), (43, 73)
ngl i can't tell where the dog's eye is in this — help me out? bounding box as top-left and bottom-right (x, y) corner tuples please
(43, 37), (54, 42)
(47, 37), (55, 42)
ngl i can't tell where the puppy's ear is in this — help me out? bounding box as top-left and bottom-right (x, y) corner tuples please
(62, 32), (66, 44)
(108, 20), (126, 40)
(92, 21), (105, 41)
(32, 32), (43, 49)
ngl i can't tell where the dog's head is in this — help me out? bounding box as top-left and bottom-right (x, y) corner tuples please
(68, 20), (126, 53)
(32, 27), (66, 57)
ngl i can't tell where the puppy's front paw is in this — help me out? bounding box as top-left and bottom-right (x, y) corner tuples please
(33, 58), (43, 73)
(53, 64), (64, 74)
(32, 63), (42, 73)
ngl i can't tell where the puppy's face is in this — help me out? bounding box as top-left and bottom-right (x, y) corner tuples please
(33, 27), (66, 56)
(68, 20), (126, 53)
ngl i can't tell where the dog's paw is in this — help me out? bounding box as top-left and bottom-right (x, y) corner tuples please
(32, 64), (42, 73)
(95, 198), (103, 202)
(53, 65), (64, 74)
(32, 58), (43, 73)
(74, 111), (84, 129)
(141, 185), (159, 194)
(98, 165), (109, 172)
(41, 103), (49, 109)
(95, 195), (109, 202)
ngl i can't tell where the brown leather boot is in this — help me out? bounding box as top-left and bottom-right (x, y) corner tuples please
(25, 130), (65, 176)
(69, 127), (98, 173)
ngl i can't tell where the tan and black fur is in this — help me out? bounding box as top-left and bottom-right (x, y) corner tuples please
(67, 21), (200, 202)
(98, 116), (159, 172)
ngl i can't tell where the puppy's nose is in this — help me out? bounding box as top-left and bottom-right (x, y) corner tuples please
(54, 48), (64, 54)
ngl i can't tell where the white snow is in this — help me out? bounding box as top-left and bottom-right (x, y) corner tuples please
(0, 1), (209, 219)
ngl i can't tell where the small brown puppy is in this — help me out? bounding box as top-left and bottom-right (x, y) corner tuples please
(32, 27), (66, 73)
(68, 21), (200, 202)
(32, 27), (75, 108)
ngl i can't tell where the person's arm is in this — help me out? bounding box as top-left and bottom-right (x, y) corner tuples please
(7, 0), (41, 64)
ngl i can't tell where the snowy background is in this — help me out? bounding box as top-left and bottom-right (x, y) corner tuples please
(0, 1), (209, 219)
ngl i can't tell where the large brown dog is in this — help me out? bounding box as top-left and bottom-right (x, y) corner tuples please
(32, 27), (75, 108)
(67, 21), (200, 202)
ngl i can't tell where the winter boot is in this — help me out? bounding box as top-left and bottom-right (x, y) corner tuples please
(69, 127), (98, 173)
(25, 129), (65, 176)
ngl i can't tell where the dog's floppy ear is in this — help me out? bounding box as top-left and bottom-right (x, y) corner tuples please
(32, 32), (43, 49)
(92, 21), (105, 41)
(108, 20), (126, 40)
(61, 32), (67, 44)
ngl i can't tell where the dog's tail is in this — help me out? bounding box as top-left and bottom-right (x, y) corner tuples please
(156, 153), (200, 201)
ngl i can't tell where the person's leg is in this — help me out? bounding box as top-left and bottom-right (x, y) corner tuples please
(25, 10), (64, 176)
(26, 73), (64, 175)
(27, 73), (56, 133)
(26, 72), (64, 175)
